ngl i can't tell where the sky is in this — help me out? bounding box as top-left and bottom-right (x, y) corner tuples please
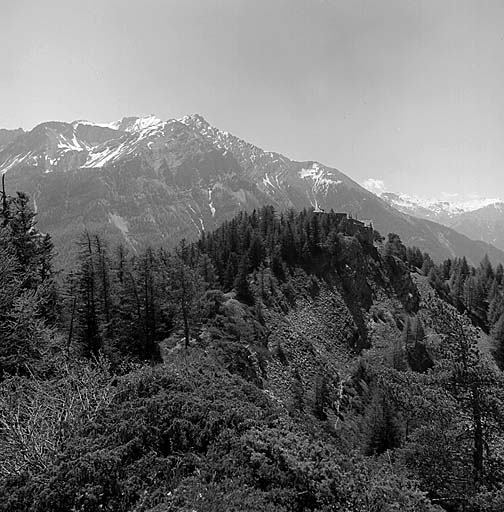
(1, 0), (503, 200)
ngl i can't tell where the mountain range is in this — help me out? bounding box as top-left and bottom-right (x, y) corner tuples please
(1, 114), (503, 266)
(378, 191), (504, 252)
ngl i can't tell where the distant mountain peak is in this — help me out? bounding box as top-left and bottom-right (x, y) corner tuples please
(371, 184), (504, 251)
(71, 119), (117, 130)
(179, 113), (210, 126)
(108, 115), (164, 133)
(378, 189), (502, 217)
(70, 115), (166, 134)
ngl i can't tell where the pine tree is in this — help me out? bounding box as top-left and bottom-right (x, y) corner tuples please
(479, 254), (494, 284)
(495, 264), (504, 286)
(247, 234), (265, 270)
(406, 246), (424, 269)
(8, 192), (39, 269)
(138, 248), (157, 352)
(0, 174), (8, 226)
(491, 313), (504, 366)
(166, 249), (204, 349)
(93, 235), (113, 339)
(421, 255), (435, 276)
(463, 275), (478, 312)
(115, 244), (128, 285)
(366, 391), (403, 455)
(224, 252), (239, 290)
(0, 222), (56, 376)
(450, 258), (469, 310)
(442, 258), (452, 280)
(74, 232), (102, 357)
(488, 291), (504, 327)
(385, 233), (407, 262)
(429, 298), (504, 488)
(234, 255), (254, 305)
(313, 375), (329, 420)
(197, 253), (218, 288)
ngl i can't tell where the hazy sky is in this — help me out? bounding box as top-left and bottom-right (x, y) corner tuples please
(1, 0), (503, 200)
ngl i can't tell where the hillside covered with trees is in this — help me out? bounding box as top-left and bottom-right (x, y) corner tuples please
(2, 190), (504, 511)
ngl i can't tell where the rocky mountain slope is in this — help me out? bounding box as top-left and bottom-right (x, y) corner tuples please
(1, 114), (503, 265)
(0, 128), (24, 150)
(1, 193), (503, 511)
(447, 203), (504, 250)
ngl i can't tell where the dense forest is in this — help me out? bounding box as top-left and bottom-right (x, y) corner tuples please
(2, 190), (504, 511)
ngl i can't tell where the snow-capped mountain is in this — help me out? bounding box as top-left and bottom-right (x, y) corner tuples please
(1, 114), (503, 266)
(379, 191), (500, 222)
(375, 190), (504, 251)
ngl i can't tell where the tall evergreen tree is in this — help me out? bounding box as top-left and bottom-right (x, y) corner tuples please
(234, 255), (254, 305)
(165, 249), (204, 349)
(74, 232), (102, 357)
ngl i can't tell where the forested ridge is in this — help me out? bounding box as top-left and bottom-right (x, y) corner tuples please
(2, 190), (504, 511)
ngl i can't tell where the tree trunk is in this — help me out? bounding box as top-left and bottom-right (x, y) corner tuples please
(182, 302), (190, 349)
(472, 383), (484, 487)
(1, 174), (7, 224)
(66, 296), (77, 355)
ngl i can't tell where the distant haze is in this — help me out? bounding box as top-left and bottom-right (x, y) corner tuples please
(2, 0), (503, 200)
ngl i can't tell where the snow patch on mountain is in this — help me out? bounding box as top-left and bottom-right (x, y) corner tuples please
(362, 179), (502, 218)
(109, 213), (129, 235)
(110, 115), (164, 133)
(84, 144), (125, 168)
(57, 133), (87, 152)
(208, 188), (216, 216)
(0, 152), (36, 174)
(263, 172), (283, 191)
(385, 191), (501, 216)
(72, 120), (119, 130)
(73, 116), (165, 135)
(299, 163), (342, 189)
(81, 118), (169, 168)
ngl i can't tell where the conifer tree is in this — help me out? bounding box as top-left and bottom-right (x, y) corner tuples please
(197, 253), (218, 288)
(488, 292), (504, 327)
(138, 247), (157, 350)
(166, 248), (204, 349)
(495, 263), (504, 286)
(234, 254), (254, 305)
(93, 235), (113, 338)
(74, 232), (102, 357)
(429, 299), (504, 488)
(247, 234), (265, 270)
(313, 375), (329, 420)
(224, 252), (239, 290)
(421, 254), (435, 276)
(385, 233), (407, 262)
(366, 391), (403, 455)
(442, 258), (452, 280)
(0, 174), (8, 226)
(491, 313), (504, 365)
(8, 192), (38, 269)
(0, 207), (57, 375)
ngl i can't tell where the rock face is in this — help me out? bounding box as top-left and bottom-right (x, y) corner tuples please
(1, 114), (503, 265)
